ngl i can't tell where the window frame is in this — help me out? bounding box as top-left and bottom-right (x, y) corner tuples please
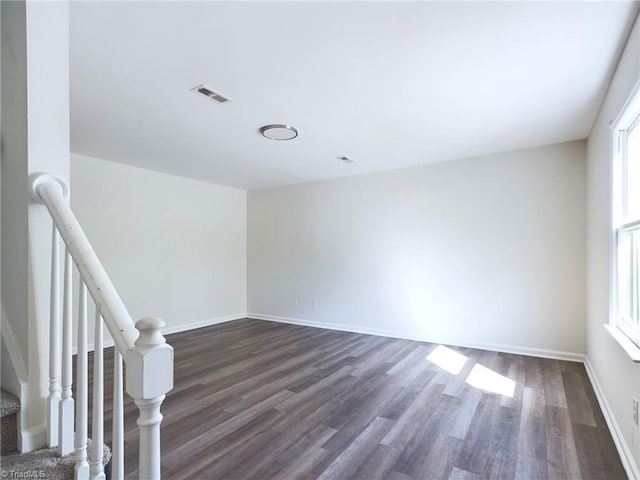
(610, 80), (640, 348)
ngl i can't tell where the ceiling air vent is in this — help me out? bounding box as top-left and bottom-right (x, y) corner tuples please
(191, 84), (232, 104)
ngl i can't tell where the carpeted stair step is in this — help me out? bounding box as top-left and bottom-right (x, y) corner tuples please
(1, 389), (20, 455)
(1, 389), (111, 479)
(0, 439), (111, 480)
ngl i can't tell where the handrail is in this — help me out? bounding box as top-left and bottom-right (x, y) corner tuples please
(31, 172), (173, 479)
(29, 173), (138, 354)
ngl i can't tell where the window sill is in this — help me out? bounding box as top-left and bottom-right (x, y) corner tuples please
(605, 324), (640, 363)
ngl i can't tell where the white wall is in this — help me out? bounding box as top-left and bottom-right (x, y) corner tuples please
(71, 154), (247, 334)
(2, 0), (30, 374)
(586, 14), (640, 472)
(248, 141), (586, 357)
(1, 0), (71, 451)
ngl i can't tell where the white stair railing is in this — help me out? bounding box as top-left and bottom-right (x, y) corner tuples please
(30, 173), (174, 480)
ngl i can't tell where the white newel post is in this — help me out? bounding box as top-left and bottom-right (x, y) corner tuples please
(126, 318), (174, 480)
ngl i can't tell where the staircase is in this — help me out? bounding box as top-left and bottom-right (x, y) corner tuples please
(0, 390), (111, 479)
(0, 173), (175, 479)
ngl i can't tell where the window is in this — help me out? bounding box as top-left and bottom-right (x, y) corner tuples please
(612, 86), (640, 347)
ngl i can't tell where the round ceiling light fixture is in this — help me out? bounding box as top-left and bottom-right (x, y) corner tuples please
(259, 124), (299, 141)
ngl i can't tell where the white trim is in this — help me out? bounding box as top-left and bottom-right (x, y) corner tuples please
(247, 313), (585, 363)
(19, 424), (46, 453)
(80, 337), (115, 355)
(605, 324), (640, 362)
(610, 79), (640, 349)
(620, 219), (640, 233)
(160, 314), (246, 337)
(610, 78), (640, 134)
(584, 357), (640, 480)
(13, 381), (35, 453)
(75, 314), (248, 354)
(441, 340), (584, 363)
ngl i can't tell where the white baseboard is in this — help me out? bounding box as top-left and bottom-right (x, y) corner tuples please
(444, 339), (585, 363)
(78, 314), (247, 353)
(82, 338), (116, 354)
(161, 314), (246, 337)
(584, 357), (640, 480)
(19, 424), (46, 453)
(247, 313), (585, 363)
(0, 325), (47, 454)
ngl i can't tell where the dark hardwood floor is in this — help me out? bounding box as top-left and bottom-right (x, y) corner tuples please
(92, 318), (625, 479)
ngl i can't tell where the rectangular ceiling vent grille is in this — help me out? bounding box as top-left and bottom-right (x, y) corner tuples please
(191, 84), (232, 104)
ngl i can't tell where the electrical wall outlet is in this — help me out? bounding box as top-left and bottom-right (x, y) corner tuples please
(311, 299), (318, 309)
(633, 398), (638, 425)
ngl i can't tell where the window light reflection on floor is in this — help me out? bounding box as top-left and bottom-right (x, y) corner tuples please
(465, 363), (516, 398)
(426, 345), (516, 398)
(426, 345), (468, 375)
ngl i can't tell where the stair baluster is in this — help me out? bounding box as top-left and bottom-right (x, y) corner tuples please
(112, 350), (125, 480)
(58, 248), (75, 456)
(47, 226), (62, 448)
(74, 283), (90, 479)
(90, 312), (106, 480)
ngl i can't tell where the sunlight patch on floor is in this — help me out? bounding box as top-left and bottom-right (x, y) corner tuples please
(426, 345), (468, 375)
(426, 345), (516, 398)
(465, 363), (515, 398)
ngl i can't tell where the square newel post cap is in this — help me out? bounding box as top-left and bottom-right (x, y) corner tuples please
(125, 318), (174, 400)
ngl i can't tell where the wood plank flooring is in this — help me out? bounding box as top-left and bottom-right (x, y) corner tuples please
(90, 318), (625, 479)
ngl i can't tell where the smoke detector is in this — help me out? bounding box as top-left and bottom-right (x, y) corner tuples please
(191, 84), (232, 104)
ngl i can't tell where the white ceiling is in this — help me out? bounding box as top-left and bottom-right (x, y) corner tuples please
(70, 1), (638, 190)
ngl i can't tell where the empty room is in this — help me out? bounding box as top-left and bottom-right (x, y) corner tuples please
(2, 1), (640, 479)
